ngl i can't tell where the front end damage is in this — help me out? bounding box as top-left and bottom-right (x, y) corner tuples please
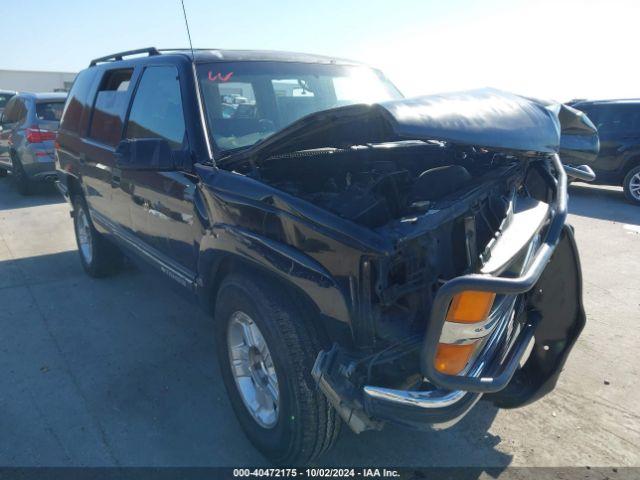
(220, 89), (598, 433)
(312, 154), (586, 432)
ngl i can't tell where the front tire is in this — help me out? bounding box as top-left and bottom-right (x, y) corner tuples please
(623, 165), (640, 205)
(214, 273), (341, 464)
(0, 168), (7, 178)
(72, 195), (123, 277)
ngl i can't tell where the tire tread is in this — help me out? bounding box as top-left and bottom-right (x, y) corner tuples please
(216, 273), (341, 464)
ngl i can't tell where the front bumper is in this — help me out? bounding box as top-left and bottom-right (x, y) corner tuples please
(314, 154), (586, 431)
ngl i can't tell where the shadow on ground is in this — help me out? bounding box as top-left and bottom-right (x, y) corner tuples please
(0, 176), (63, 211)
(0, 249), (512, 468)
(568, 183), (639, 225)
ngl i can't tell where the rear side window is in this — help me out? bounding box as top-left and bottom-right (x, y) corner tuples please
(60, 69), (97, 134)
(584, 105), (640, 137)
(0, 93), (14, 109)
(1, 98), (19, 124)
(89, 69), (133, 146)
(125, 66), (186, 149)
(36, 102), (64, 122)
(1, 98), (27, 125)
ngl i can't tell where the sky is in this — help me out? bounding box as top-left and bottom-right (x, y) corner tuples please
(1, 0), (638, 102)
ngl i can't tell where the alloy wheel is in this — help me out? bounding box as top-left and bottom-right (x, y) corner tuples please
(227, 311), (280, 428)
(629, 171), (640, 201)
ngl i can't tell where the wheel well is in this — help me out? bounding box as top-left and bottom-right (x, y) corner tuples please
(623, 156), (640, 178)
(207, 255), (337, 347)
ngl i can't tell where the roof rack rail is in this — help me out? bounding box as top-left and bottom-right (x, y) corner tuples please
(89, 47), (160, 67)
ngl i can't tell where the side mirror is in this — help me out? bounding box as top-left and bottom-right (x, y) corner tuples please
(564, 164), (596, 182)
(115, 138), (179, 171)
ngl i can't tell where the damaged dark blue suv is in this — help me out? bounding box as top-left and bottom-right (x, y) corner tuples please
(55, 47), (598, 464)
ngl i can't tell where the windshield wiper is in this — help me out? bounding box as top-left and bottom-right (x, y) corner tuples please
(218, 136), (272, 163)
(219, 145), (253, 157)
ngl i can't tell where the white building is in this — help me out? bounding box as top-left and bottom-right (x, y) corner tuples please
(0, 69), (77, 93)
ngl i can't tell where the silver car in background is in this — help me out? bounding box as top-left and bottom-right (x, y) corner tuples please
(0, 90), (17, 116)
(0, 92), (66, 194)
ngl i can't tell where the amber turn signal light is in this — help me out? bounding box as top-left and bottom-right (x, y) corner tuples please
(434, 341), (479, 375)
(446, 290), (496, 324)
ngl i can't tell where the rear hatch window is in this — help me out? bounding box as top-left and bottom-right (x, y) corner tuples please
(36, 101), (64, 129)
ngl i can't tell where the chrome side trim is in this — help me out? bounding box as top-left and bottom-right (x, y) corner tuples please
(90, 208), (197, 290)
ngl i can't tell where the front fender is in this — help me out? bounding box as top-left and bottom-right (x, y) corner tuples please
(197, 224), (352, 325)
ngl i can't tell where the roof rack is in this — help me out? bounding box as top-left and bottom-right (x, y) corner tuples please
(89, 47), (160, 67)
(157, 48), (214, 52)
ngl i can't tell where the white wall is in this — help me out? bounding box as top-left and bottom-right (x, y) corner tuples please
(0, 70), (77, 92)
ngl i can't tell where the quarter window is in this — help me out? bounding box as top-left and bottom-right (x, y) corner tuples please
(88, 69), (133, 146)
(125, 66), (186, 149)
(61, 69), (98, 135)
(2, 98), (26, 125)
(1, 98), (18, 124)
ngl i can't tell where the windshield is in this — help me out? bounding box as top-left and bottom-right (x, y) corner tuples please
(197, 61), (402, 154)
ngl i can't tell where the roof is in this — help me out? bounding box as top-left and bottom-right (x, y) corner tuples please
(16, 92), (67, 101)
(89, 47), (362, 67)
(0, 89), (17, 94)
(179, 49), (360, 65)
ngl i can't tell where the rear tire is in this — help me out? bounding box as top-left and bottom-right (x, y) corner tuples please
(11, 154), (31, 195)
(623, 165), (640, 205)
(72, 194), (123, 277)
(214, 273), (341, 464)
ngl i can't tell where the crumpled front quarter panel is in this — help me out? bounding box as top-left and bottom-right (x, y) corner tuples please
(197, 168), (392, 327)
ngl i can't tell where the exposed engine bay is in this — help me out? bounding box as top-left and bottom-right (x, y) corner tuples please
(239, 139), (550, 350)
(252, 139), (535, 277)
(256, 141), (507, 229)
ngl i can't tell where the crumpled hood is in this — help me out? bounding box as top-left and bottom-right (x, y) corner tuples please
(223, 88), (599, 166)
